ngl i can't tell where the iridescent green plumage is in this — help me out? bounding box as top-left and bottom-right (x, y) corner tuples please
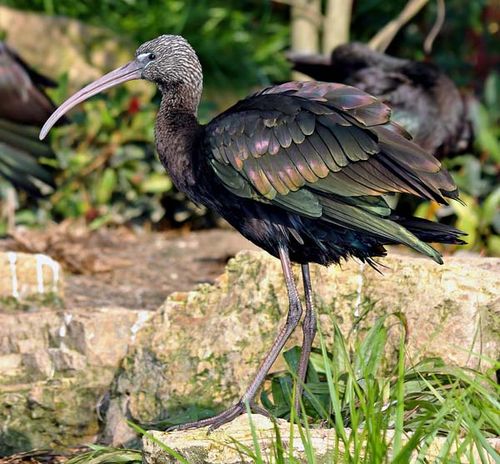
(206, 81), (461, 263)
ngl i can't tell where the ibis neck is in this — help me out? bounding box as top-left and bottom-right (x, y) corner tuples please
(155, 93), (203, 197)
(159, 80), (202, 113)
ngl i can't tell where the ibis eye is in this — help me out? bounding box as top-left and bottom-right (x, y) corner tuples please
(148, 53), (156, 61)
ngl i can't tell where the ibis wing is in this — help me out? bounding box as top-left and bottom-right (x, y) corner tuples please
(205, 81), (457, 215)
(205, 82), (462, 261)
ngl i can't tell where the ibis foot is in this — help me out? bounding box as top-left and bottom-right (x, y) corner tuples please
(168, 401), (270, 433)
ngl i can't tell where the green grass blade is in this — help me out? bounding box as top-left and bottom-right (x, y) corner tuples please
(245, 401), (264, 464)
(127, 421), (190, 464)
(392, 335), (406, 457)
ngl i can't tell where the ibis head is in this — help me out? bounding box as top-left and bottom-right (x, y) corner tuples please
(40, 35), (202, 139)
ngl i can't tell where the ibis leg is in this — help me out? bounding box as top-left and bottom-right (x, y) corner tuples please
(294, 263), (317, 413)
(172, 245), (303, 431)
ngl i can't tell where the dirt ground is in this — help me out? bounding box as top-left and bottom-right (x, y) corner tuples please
(0, 226), (258, 311)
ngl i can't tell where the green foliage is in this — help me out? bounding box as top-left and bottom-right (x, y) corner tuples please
(351, 0), (491, 86)
(3, 0), (290, 88)
(43, 87), (171, 227)
(262, 319), (499, 433)
(7, 0), (491, 90)
(127, 422), (191, 464)
(65, 445), (141, 464)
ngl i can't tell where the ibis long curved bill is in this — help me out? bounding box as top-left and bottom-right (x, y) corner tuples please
(39, 59), (145, 140)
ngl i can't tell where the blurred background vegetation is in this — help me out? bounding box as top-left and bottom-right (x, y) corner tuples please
(0, 0), (498, 254)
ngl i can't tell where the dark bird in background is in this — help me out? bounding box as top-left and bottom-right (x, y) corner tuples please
(288, 42), (473, 159)
(0, 42), (59, 196)
(41, 35), (465, 430)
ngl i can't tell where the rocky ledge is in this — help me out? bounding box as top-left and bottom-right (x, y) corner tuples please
(143, 414), (500, 464)
(103, 251), (499, 445)
(1, 249), (498, 453)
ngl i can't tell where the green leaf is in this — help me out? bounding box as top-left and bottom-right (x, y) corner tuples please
(486, 235), (500, 257)
(140, 173), (172, 193)
(65, 446), (142, 464)
(452, 193), (479, 249)
(127, 421), (190, 464)
(480, 186), (500, 231)
(95, 168), (117, 205)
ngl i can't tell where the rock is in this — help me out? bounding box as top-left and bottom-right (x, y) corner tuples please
(0, 251), (63, 305)
(104, 251), (499, 445)
(142, 414), (500, 464)
(0, 306), (152, 455)
(2, 248), (498, 452)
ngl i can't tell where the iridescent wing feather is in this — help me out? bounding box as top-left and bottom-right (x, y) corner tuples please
(205, 82), (460, 260)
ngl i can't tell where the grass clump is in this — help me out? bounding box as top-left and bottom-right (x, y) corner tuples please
(257, 314), (499, 463)
(64, 445), (142, 464)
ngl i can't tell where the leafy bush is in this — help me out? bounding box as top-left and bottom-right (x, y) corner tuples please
(258, 315), (499, 462)
(4, 0), (290, 89)
(15, 87), (162, 228)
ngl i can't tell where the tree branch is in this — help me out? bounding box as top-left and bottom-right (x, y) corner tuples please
(368, 0), (430, 52)
(273, 0), (323, 28)
(286, 0), (322, 80)
(424, 0), (446, 54)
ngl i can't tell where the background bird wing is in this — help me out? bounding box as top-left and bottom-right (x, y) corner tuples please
(0, 119), (55, 196)
(0, 43), (62, 196)
(0, 43), (63, 126)
(205, 81), (457, 208)
(2, 43), (58, 88)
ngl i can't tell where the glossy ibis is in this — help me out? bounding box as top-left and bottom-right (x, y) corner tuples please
(40, 35), (464, 430)
(0, 42), (59, 196)
(288, 42), (472, 158)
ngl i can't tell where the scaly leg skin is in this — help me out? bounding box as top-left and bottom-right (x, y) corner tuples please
(169, 246), (303, 432)
(171, 401), (271, 432)
(294, 263), (317, 415)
